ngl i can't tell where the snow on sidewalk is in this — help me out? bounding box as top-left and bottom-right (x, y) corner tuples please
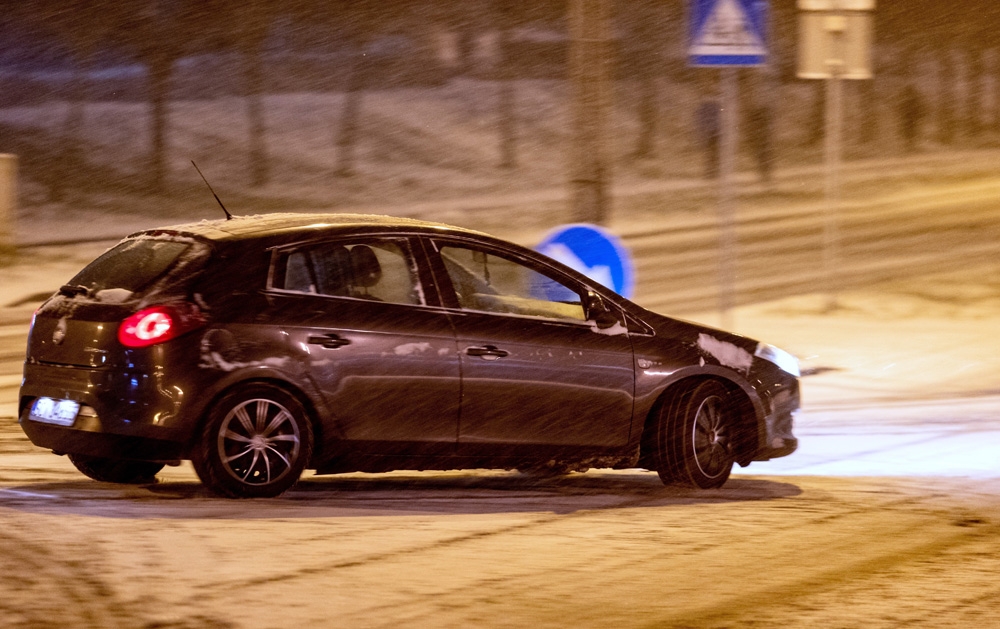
(712, 264), (1000, 408)
(701, 263), (1000, 479)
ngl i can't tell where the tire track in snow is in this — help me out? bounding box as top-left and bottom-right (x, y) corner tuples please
(0, 526), (128, 628)
(170, 481), (938, 620)
(643, 519), (1000, 629)
(320, 484), (978, 628)
(177, 487), (680, 604)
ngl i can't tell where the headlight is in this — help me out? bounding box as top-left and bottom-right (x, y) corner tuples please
(754, 343), (800, 377)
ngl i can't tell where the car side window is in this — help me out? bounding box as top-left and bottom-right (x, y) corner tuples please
(439, 244), (586, 321)
(272, 239), (422, 305)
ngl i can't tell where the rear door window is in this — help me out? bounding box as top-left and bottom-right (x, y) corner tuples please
(270, 238), (423, 306)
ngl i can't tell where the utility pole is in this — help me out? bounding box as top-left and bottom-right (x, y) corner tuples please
(568, 0), (613, 225)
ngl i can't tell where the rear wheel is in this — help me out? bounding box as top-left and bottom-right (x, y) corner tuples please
(656, 380), (735, 489)
(68, 454), (164, 484)
(192, 384), (313, 498)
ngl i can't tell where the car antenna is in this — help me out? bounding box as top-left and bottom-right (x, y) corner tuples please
(191, 160), (233, 220)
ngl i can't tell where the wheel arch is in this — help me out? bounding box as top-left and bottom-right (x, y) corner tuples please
(637, 373), (763, 469)
(185, 375), (326, 466)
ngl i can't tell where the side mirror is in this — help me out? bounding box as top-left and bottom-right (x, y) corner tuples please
(584, 292), (620, 330)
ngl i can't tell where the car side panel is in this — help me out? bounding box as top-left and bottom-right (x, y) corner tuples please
(418, 234), (636, 451)
(261, 294), (462, 453)
(451, 311), (635, 449)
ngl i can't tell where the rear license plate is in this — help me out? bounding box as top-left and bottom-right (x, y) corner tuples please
(30, 397), (80, 426)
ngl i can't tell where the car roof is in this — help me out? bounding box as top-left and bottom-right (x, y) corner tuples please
(130, 212), (489, 242)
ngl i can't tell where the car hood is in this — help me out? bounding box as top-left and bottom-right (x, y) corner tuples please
(642, 309), (758, 348)
(634, 308), (761, 373)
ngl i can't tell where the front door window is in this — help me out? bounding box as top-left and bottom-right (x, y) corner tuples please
(439, 245), (586, 321)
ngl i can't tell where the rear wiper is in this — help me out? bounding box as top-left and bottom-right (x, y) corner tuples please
(58, 284), (90, 298)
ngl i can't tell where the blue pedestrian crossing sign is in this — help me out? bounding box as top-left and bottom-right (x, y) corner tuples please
(689, 0), (768, 67)
(536, 224), (635, 298)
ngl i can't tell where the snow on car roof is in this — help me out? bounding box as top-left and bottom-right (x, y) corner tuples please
(130, 212), (486, 241)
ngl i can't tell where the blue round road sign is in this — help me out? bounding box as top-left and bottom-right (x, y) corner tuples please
(536, 224), (634, 298)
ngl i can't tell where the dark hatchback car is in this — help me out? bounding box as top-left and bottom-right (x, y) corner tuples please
(19, 213), (799, 498)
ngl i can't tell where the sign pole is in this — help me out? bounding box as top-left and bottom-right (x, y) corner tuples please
(823, 60), (843, 312)
(718, 68), (739, 328)
(568, 0), (613, 226)
(689, 0), (768, 328)
(797, 0), (875, 311)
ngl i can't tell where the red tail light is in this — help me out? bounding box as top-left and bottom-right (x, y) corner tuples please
(118, 303), (206, 348)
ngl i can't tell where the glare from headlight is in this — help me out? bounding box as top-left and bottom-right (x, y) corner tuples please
(754, 343), (800, 377)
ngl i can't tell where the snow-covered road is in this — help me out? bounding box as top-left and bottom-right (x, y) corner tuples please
(742, 395), (1000, 479)
(1, 453), (997, 628)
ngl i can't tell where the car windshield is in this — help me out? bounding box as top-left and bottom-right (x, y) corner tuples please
(67, 238), (194, 294)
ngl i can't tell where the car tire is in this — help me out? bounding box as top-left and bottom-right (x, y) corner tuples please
(191, 383), (313, 498)
(656, 380), (735, 489)
(68, 453), (164, 484)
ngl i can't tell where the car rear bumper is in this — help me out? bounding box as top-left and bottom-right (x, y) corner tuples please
(18, 361), (192, 461)
(19, 411), (185, 461)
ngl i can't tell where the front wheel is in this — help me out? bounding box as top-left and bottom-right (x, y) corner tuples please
(191, 384), (313, 498)
(656, 380), (736, 489)
(68, 454), (164, 484)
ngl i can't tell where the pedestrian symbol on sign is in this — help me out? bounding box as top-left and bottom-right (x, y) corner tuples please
(690, 0), (768, 67)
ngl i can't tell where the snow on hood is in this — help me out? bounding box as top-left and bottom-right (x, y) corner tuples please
(697, 333), (753, 373)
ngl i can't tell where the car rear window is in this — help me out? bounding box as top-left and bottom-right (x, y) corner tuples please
(68, 238), (194, 294)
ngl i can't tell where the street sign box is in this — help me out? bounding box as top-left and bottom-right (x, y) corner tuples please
(689, 0), (768, 67)
(797, 0), (874, 79)
(799, 0), (874, 10)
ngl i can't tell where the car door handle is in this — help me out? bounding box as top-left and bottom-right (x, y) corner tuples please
(465, 345), (509, 360)
(307, 334), (351, 349)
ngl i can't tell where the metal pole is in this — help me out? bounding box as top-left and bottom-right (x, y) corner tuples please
(824, 60), (843, 312)
(0, 154), (16, 259)
(568, 0), (612, 225)
(718, 68), (739, 329)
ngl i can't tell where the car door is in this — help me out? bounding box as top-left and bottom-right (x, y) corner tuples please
(426, 237), (635, 450)
(264, 236), (460, 452)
